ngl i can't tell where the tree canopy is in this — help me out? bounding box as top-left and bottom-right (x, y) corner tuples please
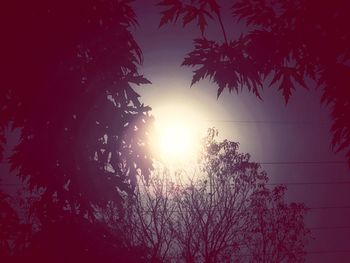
(158, 0), (350, 165)
(0, 191), (19, 259)
(1, 0), (153, 217)
(1, 1), (154, 260)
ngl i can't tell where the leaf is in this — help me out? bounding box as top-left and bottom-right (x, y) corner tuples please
(158, 0), (214, 34)
(126, 74), (152, 86)
(269, 70), (283, 87)
(158, 0), (183, 27)
(217, 85), (224, 98)
(203, 0), (220, 13)
(270, 67), (306, 103)
(290, 69), (307, 89)
(191, 66), (208, 86)
(182, 5), (198, 27)
(232, 0), (275, 27)
(197, 11), (208, 34)
(279, 74), (294, 104)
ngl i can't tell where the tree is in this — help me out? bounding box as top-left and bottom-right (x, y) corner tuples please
(245, 185), (308, 262)
(1, 0), (153, 261)
(130, 129), (309, 262)
(130, 166), (177, 262)
(1, 0), (152, 219)
(0, 184), (149, 263)
(0, 191), (19, 259)
(157, 0), (350, 165)
(16, 214), (148, 263)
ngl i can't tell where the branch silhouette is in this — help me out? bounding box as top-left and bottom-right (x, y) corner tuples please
(129, 129), (309, 262)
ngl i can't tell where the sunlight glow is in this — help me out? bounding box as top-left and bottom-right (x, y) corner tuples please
(150, 102), (206, 164)
(159, 125), (191, 155)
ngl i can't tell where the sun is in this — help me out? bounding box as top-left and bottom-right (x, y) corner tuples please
(159, 123), (194, 158)
(150, 102), (206, 164)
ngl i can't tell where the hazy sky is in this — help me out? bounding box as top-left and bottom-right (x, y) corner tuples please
(132, 1), (350, 262)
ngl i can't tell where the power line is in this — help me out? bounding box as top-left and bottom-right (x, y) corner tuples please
(3, 181), (350, 187)
(3, 180), (350, 188)
(4, 177), (347, 187)
(2, 183), (350, 210)
(2, 183), (350, 231)
(267, 181), (350, 186)
(203, 119), (329, 125)
(260, 161), (347, 165)
(308, 206), (350, 210)
(307, 250), (350, 255)
(310, 226), (350, 231)
(165, 249), (350, 258)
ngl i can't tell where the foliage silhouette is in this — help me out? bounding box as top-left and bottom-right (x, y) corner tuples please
(1, 0), (153, 261)
(1, 0), (152, 216)
(158, 0), (350, 165)
(15, 215), (148, 263)
(0, 191), (19, 260)
(130, 129), (309, 262)
(0, 185), (150, 263)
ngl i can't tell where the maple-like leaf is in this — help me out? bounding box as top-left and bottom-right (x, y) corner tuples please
(182, 37), (263, 99)
(270, 67), (307, 103)
(168, 0), (350, 167)
(232, 0), (276, 27)
(126, 74), (152, 86)
(158, 0), (215, 34)
(158, 0), (183, 27)
(201, 0), (220, 13)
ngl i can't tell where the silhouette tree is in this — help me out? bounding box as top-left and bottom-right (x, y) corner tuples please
(130, 165), (177, 262)
(16, 215), (148, 263)
(0, 184), (149, 263)
(130, 129), (309, 262)
(0, 190), (19, 259)
(1, 0), (153, 261)
(157, 0), (350, 165)
(245, 185), (308, 262)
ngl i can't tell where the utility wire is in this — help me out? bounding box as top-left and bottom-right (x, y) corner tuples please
(4, 180), (350, 187)
(203, 119), (329, 125)
(308, 206), (350, 210)
(260, 161), (346, 165)
(2, 183), (350, 232)
(166, 249), (350, 257)
(3, 180), (350, 188)
(266, 181), (350, 186)
(309, 226), (350, 230)
(306, 250), (350, 254)
(259, 160), (347, 165)
(1, 183), (350, 211)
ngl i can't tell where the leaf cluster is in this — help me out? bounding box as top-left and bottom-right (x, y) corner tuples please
(158, 0), (350, 165)
(158, 0), (220, 34)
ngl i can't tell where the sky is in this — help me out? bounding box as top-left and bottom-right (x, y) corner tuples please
(130, 1), (350, 262)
